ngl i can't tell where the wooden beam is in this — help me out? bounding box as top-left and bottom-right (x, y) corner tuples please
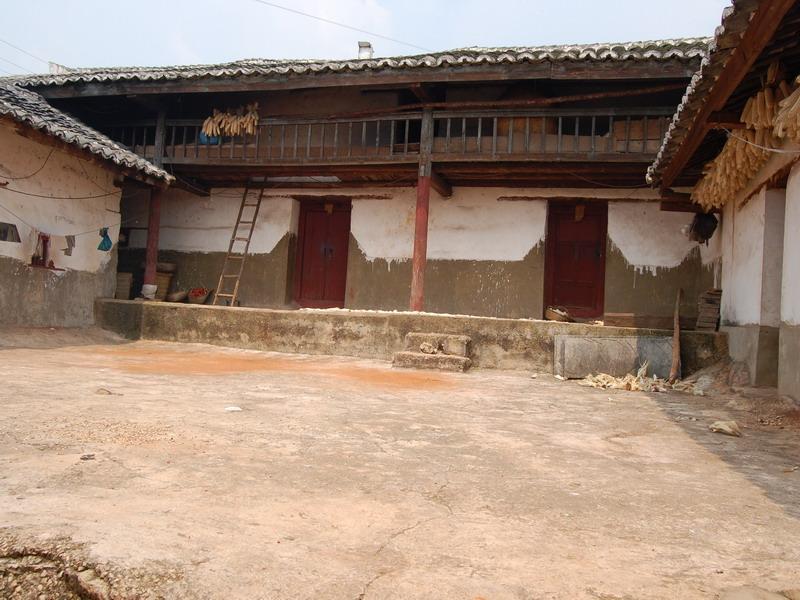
(659, 200), (721, 213)
(410, 109), (434, 312)
(707, 110), (747, 129)
(34, 60), (700, 99)
(661, 0), (797, 188)
(430, 168), (452, 197)
(143, 188), (163, 291)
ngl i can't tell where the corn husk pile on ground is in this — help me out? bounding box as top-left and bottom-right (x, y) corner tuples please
(692, 64), (799, 211)
(580, 362), (702, 395)
(202, 102), (260, 137)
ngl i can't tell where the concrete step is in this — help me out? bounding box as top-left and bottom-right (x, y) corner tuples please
(404, 332), (471, 357)
(392, 351), (472, 372)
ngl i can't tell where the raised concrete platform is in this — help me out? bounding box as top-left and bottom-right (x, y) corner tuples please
(94, 299), (728, 373)
(554, 335), (673, 379)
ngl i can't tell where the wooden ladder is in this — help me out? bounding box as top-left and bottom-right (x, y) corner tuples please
(212, 185), (265, 306)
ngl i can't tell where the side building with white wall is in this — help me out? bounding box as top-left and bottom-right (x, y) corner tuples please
(0, 83), (171, 327)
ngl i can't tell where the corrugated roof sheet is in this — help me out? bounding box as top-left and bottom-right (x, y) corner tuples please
(0, 83), (173, 183)
(9, 38), (710, 88)
(647, 1), (760, 186)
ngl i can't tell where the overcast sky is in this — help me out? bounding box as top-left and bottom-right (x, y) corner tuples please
(1, 0), (730, 74)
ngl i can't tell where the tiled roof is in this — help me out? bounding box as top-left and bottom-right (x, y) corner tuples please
(647, 1), (760, 185)
(10, 38), (710, 88)
(0, 83), (173, 183)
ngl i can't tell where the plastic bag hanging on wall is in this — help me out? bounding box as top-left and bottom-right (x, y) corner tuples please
(97, 227), (112, 251)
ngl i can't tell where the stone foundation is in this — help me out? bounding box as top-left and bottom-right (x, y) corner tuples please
(95, 299), (727, 374)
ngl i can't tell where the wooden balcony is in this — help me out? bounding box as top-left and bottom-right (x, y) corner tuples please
(107, 108), (674, 169)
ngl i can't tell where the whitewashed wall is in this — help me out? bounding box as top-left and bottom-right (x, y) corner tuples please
(0, 123), (121, 273)
(606, 202), (711, 274)
(783, 165), (800, 326)
(124, 185), (714, 273)
(124, 187), (297, 254)
(350, 187), (550, 263)
(720, 188), (786, 327)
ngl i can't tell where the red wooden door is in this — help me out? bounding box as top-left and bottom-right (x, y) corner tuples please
(294, 199), (351, 308)
(544, 202), (607, 318)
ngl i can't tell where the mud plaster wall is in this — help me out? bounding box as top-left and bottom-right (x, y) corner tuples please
(604, 202), (718, 323)
(345, 187), (548, 318)
(0, 123), (120, 326)
(120, 187), (297, 306)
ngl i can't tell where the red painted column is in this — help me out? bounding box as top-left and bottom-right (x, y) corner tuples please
(409, 108), (434, 311)
(143, 188), (162, 288)
(410, 173), (431, 311)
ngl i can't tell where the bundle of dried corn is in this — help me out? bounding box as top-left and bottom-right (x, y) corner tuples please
(201, 103), (260, 137)
(580, 362), (701, 394)
(773, 79), (800, 141)
(691, 128), (775, 210)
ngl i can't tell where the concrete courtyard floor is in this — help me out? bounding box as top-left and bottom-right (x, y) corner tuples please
(1, 328), (799, 599)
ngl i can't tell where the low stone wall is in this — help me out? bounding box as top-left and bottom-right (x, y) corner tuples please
(95, 299), (727, 374)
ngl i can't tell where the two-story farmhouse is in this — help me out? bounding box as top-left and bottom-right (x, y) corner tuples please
(11, 39), (716, 326)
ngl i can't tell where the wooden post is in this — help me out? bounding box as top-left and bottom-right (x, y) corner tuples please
(142, 108), (167, 295)
(410, 109), (434, 311)
(143, 188), (162, 287)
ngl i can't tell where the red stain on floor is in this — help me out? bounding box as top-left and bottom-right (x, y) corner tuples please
(90, 344), (457, 390)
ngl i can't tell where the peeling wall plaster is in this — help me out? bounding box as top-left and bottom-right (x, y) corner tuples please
(0, 123), (121, 274)
(607, 201), (709, 274)
(350, 188), (549, 262)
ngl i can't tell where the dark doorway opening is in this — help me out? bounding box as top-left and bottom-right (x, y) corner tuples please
(544, 201), (607, 319)
(294, 198), (352, 308)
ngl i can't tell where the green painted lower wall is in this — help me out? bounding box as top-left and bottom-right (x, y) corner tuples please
(0, 252), (116, 327)
(117, 233), (296, 308)
(604, 245), (715, 327)
(344, 238), (545, 319)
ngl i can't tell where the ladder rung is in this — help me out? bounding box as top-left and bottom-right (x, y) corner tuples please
(221, 274), (239, 278)
(243, 203), (260, 207)
(238, 221), (254, 225)
(233, 237), (249, 241)
(216, 293), (234, 298)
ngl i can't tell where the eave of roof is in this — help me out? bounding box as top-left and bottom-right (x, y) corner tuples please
(0, 83), (173, 185)
(7, 38), (710, 89)
(647, 0), (765, 187)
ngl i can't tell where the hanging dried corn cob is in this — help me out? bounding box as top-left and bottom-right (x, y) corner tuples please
(201, 103), (261, 137)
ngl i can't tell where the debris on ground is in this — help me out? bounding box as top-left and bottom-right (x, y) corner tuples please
(709, 420), (742, 437)
(94, 388), (121, 396)
(545, 306), (574, 322)
(580, 362), (702, 394)
(224, 406), (242, 412)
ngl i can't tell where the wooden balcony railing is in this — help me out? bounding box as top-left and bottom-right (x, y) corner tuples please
(107, 108), (674, 167)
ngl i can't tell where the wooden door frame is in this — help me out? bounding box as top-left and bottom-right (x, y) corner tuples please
(292, 196), (352, 308)
(543, 200), (608, 319)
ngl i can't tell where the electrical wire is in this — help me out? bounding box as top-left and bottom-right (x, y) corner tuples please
(0, 147), (55, 180)
(0, 54), (35, 74)
(723, 128), (800, 154)
(0, 37), (49, 66)
(249, 0), (431, 52)
(555, 168), (650, 189)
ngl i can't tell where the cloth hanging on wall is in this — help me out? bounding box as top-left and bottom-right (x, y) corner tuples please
(97, 227), (112, 251)
(63, 235), (75, 256)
